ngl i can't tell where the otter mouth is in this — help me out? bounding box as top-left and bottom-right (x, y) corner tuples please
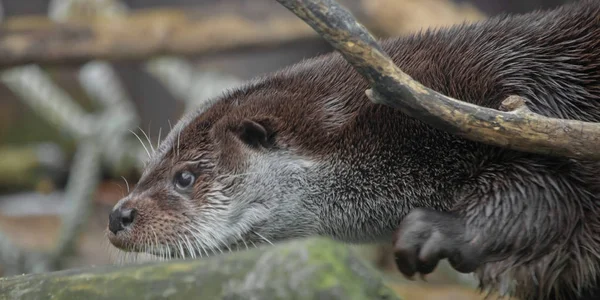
(106, 225), (267, 261)
(108, 231), (205, 259)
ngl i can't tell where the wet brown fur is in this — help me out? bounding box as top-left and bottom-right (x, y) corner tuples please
(110, 1), (600, 299)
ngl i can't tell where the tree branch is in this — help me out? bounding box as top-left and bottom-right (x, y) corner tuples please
(0, 5), (317, 68)
(48, 139), (102, 269)
(0, 0), (484, 68)
(275, 0), (600, 160)
(0, 0), (147, 275)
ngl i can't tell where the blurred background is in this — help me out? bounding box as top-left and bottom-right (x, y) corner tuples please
(0, 0), (575, 299)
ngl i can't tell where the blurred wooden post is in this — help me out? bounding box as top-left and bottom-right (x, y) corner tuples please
(0, 0), (484, 67)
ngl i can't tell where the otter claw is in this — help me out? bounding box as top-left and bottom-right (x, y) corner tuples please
(392, 208), (482, 279)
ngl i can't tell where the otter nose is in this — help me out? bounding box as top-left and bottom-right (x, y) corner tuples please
(108, 208), (137, 234)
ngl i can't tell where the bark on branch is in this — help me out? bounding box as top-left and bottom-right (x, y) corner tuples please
(275, 0), (600, 160)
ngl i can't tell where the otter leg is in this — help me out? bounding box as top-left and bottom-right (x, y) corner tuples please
(392, 163), (599, 298)
(392, 208), (482, 277)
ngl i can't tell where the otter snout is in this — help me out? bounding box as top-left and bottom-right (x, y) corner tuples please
(108, 207), (137, 234)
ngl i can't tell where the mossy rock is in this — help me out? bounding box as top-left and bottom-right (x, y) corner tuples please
(0, 237), (402, 300)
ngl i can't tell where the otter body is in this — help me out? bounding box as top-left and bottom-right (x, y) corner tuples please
(108, 1), (600, 299)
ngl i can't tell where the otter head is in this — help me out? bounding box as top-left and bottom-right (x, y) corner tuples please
(106, 86), (328, 259)
(106, 55), (418, 259)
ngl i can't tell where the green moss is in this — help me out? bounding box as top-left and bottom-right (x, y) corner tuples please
(0, 237), (402, 300)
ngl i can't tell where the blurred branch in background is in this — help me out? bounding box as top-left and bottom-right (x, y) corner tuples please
(0, 143), (65, 192)
(0, 0), (137, 276)
(0, 4), (316, 67)
(146, 57), (243, 113)
(0, 0), (245, 276)
(0, 0), (484, 68)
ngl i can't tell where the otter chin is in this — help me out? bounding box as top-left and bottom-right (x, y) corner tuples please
(108, 1), (600, 299)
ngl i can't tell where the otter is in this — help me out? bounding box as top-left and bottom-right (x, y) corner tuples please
(107, 1), (600, 299)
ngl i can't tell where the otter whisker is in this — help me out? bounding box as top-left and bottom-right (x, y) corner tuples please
(140, 231), (147, 263)
(112, 247), (122, 265)
(182, 225), (209, 258)
(182, 234), (197, 259)
(123, 250), (131, 265)
(240, 234), (249, 251)
(204, 246), (216, 257)
(218, 236), (233, 254)
(254, 231), (274, 246)
(157, 127), (162, 150)
(140, 232), (152, 261)
(190, 220), (224, 255)
(152, 228), (169, 261)
(176, 234), (186, 259)
(138, 126), (155, 154)
(108, 247), (120, 265)
(103, 234), (123, 265)
(174, 235), (182, 259)
(145, 230), (155, 262)
(195, 237), (209, 258)
(158, 247), (165, 261)
(146, 230), (156, 259)
(189, 220), (216, 246)
(184, 223), (208, 249)
(120, 252), (129, 265)
(166, 241), (172, 260)
(188, 236), (205, 258)
(180, 240), (187, 259)
(168, 236), (177, 259)
(149, 225), (166, 261)
(177, 129), (181, 157)
(129, 129), (152, 159)
(121, 176), (130, 194)
(203, 233), (222, 256)
(209, 235), (226, 255)
(159, 239), (168, 260)
(133, 233), (143, 263)
(179, 234), (190, 258)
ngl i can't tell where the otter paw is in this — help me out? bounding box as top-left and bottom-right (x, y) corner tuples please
(392, 208), (481, 279)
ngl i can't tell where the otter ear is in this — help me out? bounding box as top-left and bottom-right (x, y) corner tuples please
(233, 118), (276, 149)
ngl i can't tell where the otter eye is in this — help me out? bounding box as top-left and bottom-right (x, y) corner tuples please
(174, 171), (195, 192)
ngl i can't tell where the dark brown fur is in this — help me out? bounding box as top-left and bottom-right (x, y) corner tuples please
(109, 1), (600, 299)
